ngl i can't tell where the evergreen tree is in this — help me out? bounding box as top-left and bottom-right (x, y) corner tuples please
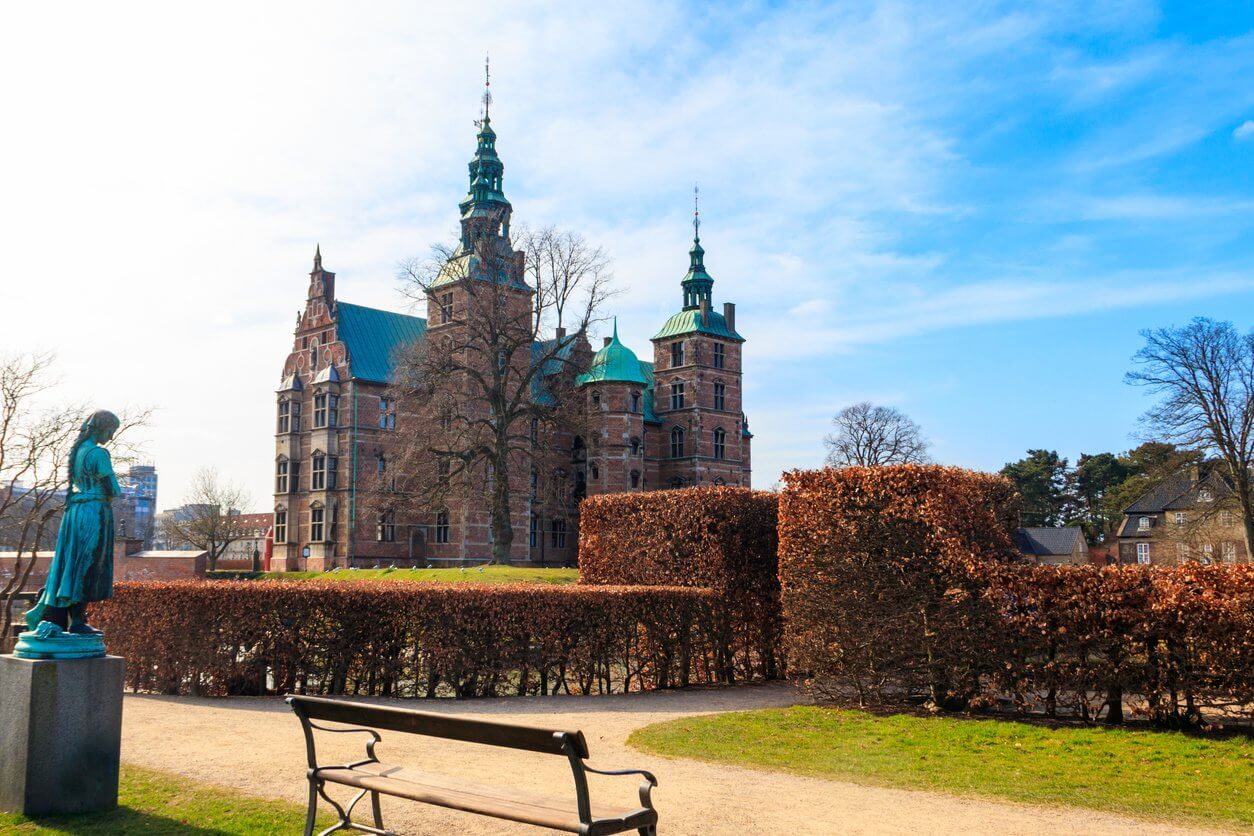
(1000, 449), (1070, 527)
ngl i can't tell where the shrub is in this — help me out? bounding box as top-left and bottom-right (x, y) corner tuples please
(779, 465), (1020, 709)
(579, 487), (781, 680)
(89, 581), (768, 698)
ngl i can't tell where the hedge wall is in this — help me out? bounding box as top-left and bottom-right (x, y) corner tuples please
(90, 581), (760, 698)
(779, 465), (1020, 709)
(579, 487), (781, 680)
(780, 464), (1254, 725)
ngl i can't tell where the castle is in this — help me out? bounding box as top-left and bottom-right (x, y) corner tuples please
(270, 107), (751, 569)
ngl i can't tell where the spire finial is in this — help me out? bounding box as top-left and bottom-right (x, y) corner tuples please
(612, 316), (619, 341)
(693, 184), (700, 243)
(482, 53), (492, 120)
(314, 243), (322, 270)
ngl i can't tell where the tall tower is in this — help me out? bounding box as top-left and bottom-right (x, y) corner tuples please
(650, 191), (752, 488)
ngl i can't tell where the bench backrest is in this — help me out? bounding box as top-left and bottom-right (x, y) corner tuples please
(288, 695), (590, 759)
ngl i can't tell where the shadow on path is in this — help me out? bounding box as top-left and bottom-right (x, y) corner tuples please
(8, 807), (238, 835)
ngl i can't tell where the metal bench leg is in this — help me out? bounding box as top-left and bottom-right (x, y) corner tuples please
(305, 778), (319, 836)
(371, 791), (384, 830)
(638, 827), (657, 835)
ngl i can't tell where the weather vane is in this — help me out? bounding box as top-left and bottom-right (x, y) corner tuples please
(693, 184), (701, 241)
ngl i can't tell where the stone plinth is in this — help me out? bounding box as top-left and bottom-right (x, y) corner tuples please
(0, 654), (124, 817)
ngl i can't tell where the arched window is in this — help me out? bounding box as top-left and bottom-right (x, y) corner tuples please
(630, 470), (640, 489)
(592, 391), (602, 410)
(590, 463), (600, 480)
(630, 437), (641, 455)
(275, 457), (290, 493)
(434, 510), (450, 544)
(670, 426), (685, 458)
(712, 427), (726, 460)
(1138, 516), (1150, 531)
(669, 476), (685, 489)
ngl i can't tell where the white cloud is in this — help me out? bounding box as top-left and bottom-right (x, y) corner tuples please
(1236, 120), (1254, 141)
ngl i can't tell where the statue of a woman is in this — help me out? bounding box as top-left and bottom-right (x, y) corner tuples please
(24, 410), (122, 636)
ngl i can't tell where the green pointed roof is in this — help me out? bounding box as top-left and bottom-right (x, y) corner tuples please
(653, 307), (744, 342)
(578, 320), (649, 386)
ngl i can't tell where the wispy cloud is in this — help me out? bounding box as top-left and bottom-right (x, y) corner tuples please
(1236, 120), (1254, 141)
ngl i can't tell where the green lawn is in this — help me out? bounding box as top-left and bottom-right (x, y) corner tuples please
(263, 565), (579, 585)
(0, 763), (326, 833)
(629, 706), (1254, 829)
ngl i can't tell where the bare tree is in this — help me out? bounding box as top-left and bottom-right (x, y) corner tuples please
(160, 467), (251, 571)
(1127, 318), (1254, 557)
(0, 353), (150, 650)
(824, 402), (931, 467)
(389, 220), (614, 564)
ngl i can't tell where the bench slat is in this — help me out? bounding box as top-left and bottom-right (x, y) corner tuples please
(288, 695), (589, 758)
(317, 763), (655, 835)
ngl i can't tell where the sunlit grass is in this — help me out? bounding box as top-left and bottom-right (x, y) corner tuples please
(265, 565), (580, 585)
(0, 763), (327, 833)
(630, 706), (1253, 829)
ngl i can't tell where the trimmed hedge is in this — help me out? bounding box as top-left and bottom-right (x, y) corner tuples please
(780, 464), (1254, 725)
(579, 487), (781, 680)
(780, 465), (1020, 709)
(90, 581), (758, 698)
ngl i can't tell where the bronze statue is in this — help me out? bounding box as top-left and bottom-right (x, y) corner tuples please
(16, 411), (121, 657)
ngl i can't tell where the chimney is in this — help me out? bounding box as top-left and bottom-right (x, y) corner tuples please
(699, 297), (710, 321)
(555, 327), (566, 342)
(723, 302), (736, 332)
(603, 337), (612, 347)
(1188, 462), (1201, 482)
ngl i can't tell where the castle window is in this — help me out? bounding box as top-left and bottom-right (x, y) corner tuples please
(1138, 516), (1150, 531)
(551, 519), (568, 549)
(327, 456), (338, 489)
(530, 467), (538, 499)
(713, 381), (726, 411)
(311, 453), (326, 490)
(377, 511), (396, 543)
(1137, 542), (1150, 564)
(310, 506), (325, 542)
(671, 341), (684, 367)
(379, 398), (395, 429)
(313, 394), (327, 428)
(435, 510), (450, 544)
(713, 427), (726, 460)
(440, 293), (454, 324)
(273, 508), (287, 544)
(440, 407), (454, 432)
(310, 339), (319, 368)
(291, 401), (301, 432)
(669, 476), (685, 489)
(713, 343), (725, 369)
(630, 391), (641, 412)
(630, 470), (640, 489)
(591, 463), (600, 480)
(328, 395), (339, 427)
(278, 400), (291, 433)
(592, 391), (602, 409)
(630, 437), (641, 455)
(530, 417), (538, 442)
(376, 454), (386, 476)
(670, 426), (685, 458)
(670, 381), (685, 410)
(530, 516), (538, 548)
(438, 458), (451, 481)
(275, 458), (289, 493)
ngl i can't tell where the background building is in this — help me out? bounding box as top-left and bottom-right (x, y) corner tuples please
(1116, 463), (1249, 565)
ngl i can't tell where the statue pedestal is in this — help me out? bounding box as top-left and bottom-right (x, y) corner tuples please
(0, 654), (124, 817)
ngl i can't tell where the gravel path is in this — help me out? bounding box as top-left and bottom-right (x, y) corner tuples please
(121, 684), (1229, 835)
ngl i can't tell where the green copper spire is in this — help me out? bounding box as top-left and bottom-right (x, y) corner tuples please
(458, 55), (511, 244)
(681, 185), (713, 310)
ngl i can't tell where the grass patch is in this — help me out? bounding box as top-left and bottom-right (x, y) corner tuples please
(262, 565), (579, 585)
(0, 762), (326, 833)
(629, 705), (1253, 829)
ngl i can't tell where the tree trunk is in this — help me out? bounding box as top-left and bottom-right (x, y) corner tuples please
(490, 453), (513, 565)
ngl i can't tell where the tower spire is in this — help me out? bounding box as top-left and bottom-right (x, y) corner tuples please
(693, 184), (700, 243)
(681, 188), (713, 310)
(482, 53), (492, 121)
(314, 243), (322, 271)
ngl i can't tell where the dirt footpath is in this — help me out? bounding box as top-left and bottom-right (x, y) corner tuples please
(121, 683), (1228, 835)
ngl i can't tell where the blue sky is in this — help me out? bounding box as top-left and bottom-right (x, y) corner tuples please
(2, 1), (1253, 503)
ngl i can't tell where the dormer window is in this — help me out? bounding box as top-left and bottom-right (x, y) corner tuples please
(1199, 489), (1213, 503)
(1138, 516), (1150, 531)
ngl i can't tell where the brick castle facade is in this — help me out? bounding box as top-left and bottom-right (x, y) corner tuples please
(270, 109), (752, 570)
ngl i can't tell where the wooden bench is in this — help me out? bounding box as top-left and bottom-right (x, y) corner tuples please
(288, 695), (659, 836)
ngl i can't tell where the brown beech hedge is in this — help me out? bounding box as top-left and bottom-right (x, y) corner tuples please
(579, 486), (781, 679)
(90, 581), (766, 698)
(780, 464), (1254, 725)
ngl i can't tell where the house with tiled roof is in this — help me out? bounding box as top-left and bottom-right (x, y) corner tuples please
(1115, 464), (1248, 566)
(1015, 526), (1088, 565)
(270, 104), (752, 570)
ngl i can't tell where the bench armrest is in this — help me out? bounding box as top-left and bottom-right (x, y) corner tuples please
(583, 765), (658, 810)
(305, 721), (383, 768)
